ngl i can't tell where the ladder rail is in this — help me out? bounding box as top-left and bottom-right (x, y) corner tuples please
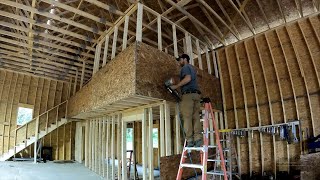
(176, 99), (229, 180)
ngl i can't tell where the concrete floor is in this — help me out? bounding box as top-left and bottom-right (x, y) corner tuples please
(0, 161), (102, 180)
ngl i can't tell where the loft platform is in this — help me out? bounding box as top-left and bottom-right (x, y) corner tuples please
(67, 42), (221, 119)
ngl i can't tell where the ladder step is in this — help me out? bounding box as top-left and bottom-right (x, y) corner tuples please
(207, 159), (229, 163)
(207, 170), (238, 175)
(180, 163), (203, 169)
(184, 147), (204, 151)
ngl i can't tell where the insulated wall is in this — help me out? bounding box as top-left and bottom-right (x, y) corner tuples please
(217, 14), (320, 175)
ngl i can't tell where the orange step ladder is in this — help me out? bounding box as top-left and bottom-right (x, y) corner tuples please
(176, 98), (228, 180)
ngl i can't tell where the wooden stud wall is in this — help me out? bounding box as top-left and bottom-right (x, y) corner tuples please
(0, 68), (74, 160)
(217, 15), (320, 175)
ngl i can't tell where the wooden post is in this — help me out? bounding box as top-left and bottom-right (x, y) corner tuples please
(164, 102), (171, 156)
(111, 26), (118, 60)
(212, 51), (219, 78)
(225, 47), (241, 175)
(185, 33), (193, 65)
(73, 69), (78, 95)
(80, 61), (85, 88)
(160, 103), (165, 157)
(121, 119), (127, 180)
(172, 24), (178, 58)
(234, 44), (252, 175)
(111, 116), (116, 180)
(196, 39), (203, 70)
(117, 114), (122, 180)
(102, 117), (106, 177)
(93, 43), (102, 75)
(205, 46), (212, 74)
(85, 120), (89, 167)
(122, 16), (130, 51)
(34, 117), (39, 163)
(157, 15), (162, 51)
(106, 117), (111, 179)
(142, 108), (148, 179)
(175, 103), (181, 154)
(136, 3), (143, 42)
(148, 108), (154, 180)
(102, 36), (110, 66)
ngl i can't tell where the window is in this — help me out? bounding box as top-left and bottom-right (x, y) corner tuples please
(17, 104), (34, 126)
(126, 128), (133, 151)
(153, 128), (158, 148)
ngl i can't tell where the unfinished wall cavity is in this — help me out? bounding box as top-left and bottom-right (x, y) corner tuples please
(217, 14), (320, 175)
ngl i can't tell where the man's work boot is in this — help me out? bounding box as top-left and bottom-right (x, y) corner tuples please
(194, 139), (203, 147)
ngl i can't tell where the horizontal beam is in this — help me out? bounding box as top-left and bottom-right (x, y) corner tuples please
(40, 0), (114, 27)
(84, 0), (124, 16)
(0, 58), (71, 81)
(0, 29), (95, 59)
(0, 36), (84, 63)
(0, 43), (93, 74)
(0, 10), (96, 43)
(0, 21), (95, 52)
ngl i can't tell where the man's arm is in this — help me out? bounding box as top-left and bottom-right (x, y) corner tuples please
(171, 75), (191, 90)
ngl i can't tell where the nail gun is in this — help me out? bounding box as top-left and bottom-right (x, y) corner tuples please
(164, 78), (181, 102)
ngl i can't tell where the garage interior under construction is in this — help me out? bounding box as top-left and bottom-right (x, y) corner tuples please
(0, 0), (320, 179)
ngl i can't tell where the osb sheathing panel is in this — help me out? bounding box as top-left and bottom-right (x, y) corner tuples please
(67, 44), (136, 118)
(217, 15), (320, 175)
(300, 152), (320, 180)
(68, 42), (222, 118)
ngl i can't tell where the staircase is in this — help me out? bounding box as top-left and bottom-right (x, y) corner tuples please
(0, 100), (68, 161)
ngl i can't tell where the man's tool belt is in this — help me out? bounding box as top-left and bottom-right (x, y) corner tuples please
(182, 90), (201, 95)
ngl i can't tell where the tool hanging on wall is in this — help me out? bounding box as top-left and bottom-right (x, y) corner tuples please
(230, 121), (300, 144)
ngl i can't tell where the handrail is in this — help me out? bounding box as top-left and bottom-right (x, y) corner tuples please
(13, 100), (68, 132)
(12, 100), (68, 154)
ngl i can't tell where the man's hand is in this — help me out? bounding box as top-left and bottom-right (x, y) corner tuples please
(170, 85), (179, 90)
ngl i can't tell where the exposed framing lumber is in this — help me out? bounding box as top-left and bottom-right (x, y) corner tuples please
(229, 0), (255, 34)
(111, 27), (118, 60)
(122, 15), (130, 51)
(159, 104), (165, 157)
(265, 33), (287, 178)
(111, 116), (115, 180)
(142, 108), (148, 179)
(85, 120), (89, 167)
(117, 114), (122, 179)
(205, 46), (212, 74)
(196, 39), (203, 70)
(225, 47), (242, 176)
(136, 3), (143, 42)
(256, 0), (271, 29)
(254, 36), (277, 174)
(172, 24), (178, 58)
(285, 26), (314, 135)
(164, 0), (225, 45)
(234, 44), (252, 175)
(175, 103), (181, 154)
(164, 102), (171, 156)
(275, 0), (287, 23)
(197, 0), (240, 40)
(106, 117), (110, 179)
(148, 107), (154, 180)
(157, 15), (162, 51)
(102, 36), (110, 67)
(0, 71), (7, 155)
(121, 119), (127, 180)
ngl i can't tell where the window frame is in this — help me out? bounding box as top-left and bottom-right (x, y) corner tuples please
(16, 103), (34, 126)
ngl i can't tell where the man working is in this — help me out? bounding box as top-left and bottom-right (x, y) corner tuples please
(170, 54), (202, 147)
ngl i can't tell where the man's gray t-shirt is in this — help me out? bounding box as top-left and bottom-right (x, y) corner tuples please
(180, 64), (199, 93)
